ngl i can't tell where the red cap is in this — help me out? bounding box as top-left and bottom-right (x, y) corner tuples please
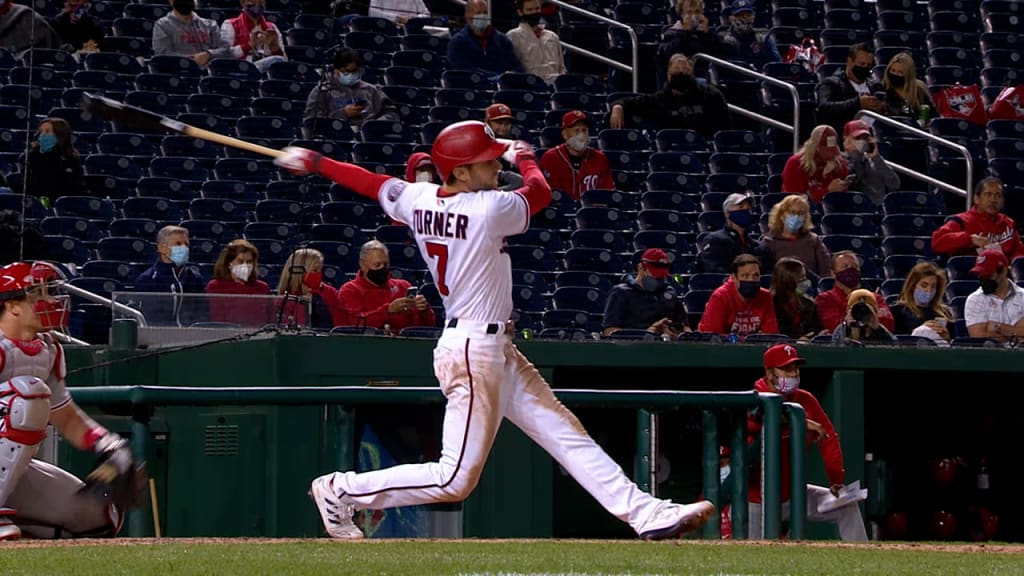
(844, 119), (871, 139)
(971, 249), (1008, 277)
(485, 103), (512, 121)
(640, 248), (670, 279)
(561, 110), (588, 130)
(763, 344), (805, 369)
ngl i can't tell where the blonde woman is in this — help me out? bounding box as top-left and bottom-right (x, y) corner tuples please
(276, 248), (350, 329)
(759, 194), (832, 278)
(781, 124), (849, 204)
(889, 261), (951, 341)
(882, 52), (936, 124)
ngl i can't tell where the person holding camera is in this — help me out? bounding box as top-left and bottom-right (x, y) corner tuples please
(602, 248), (690, 338)
(841, 120), (899, 206)
(814, 251), (894, 332)
(831, 288), (896, 344)
(338, 240), (435, 332)
(303, 48), (398, 133)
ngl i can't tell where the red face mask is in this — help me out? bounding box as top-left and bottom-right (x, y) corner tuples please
(302, 271), (322, 291)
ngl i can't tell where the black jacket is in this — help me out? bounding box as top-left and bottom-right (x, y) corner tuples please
(49, 12), (105, 50)
(815, 69), (882, 134)
(697, 226), (758, 274)
(602, 279), (688, 332)
(615, 82), (731, 139)
(25, 149), (82, 205)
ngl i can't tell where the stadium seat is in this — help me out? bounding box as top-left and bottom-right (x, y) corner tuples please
(321, 201), (383, 229)
(80, 260), (140, 284)
(122, 197), (187, 222)
(882, 191), (944, 215)
(96, 132), (157, 158)
(508, 228), (565, 252)
(563, 247), (625, 274)
(109, 218), (160, 239)
(821, 190), (877, 214)
(504, 245), (559, 272)
(207, 58), (261, 82)
(554, 271), (613, 292)
(821, 235), (879, 260)
(148, 54), (203, 78)
(97, 236), (156, 262)
(551, 286), (605, 314)
(149, 157), (210, 183)
(881, 236), (933, 258)
(881, 214), (942, 236)
(640, 191), (700, 212)
(188, 198), (248, 222)
(213, 158), (275, 183)
(570, 229), (627, 252)
(53, 196), (115, 221)
(136, 177), (197, 204)
(820, 213), (879, 236)
(181, 220), (236, 245)
(41, 216), (102, 243)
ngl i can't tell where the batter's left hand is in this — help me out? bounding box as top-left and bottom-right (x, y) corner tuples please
(500, 140), (535, 165)
(275, 146), (320, 176)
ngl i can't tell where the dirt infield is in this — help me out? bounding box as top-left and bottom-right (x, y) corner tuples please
(4, 537), (1024, 554)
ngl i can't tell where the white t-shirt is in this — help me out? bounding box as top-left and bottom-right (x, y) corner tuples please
(964, 282), (1024, 328)
(378, 179), (530, 322)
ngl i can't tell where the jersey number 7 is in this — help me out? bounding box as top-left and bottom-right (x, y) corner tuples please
(425, 241), (450, 296)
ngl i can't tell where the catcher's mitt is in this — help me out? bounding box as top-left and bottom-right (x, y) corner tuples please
(78, 434), (148, 511)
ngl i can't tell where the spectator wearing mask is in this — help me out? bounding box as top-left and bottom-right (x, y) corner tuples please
(205, 239), (274, 326)
(134, 225), (207, 326)
(339, 240), (435, 332)
(506, 0), (565, 85)
(717, 0), (779, 70)
(405, 152), (439, 184)
(276, 248), (349, 329)
(220, 0), (287, 72)
(698, 254), (779, 338)
(841, 120), (899, 206)
(831, 288), (897, 344)
(657, 0), (723, 85)
(816, 43), (886, 135)
(748, 344), (868, 541)
(540, 110), (613, 201)
(602, 248), (690, 338)
(965, 250), (1024, 342)
(0, 0), (61, 51)
(781, 124), (848, 204)
(303, 48), (399, 132)
(609, 54), (730, 139)
(50, 0), (104, 54)
(697, 192), (758, 274)
(759, 194), (831, 279)
(771, 257), (821, 340)
(446, 0), (522, 77)
(153, 0), (234, 68)
(814, 251), (894, 332)
(368, 0), (429, 25)
(484, 103), (524, 191)
(24, 118), (82, 208)
(889, 261), (951, 343)
(931, 177), (1024, 261)
(882, 52), (936, 125)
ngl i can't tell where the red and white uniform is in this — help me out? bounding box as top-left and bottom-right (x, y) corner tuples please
(0, 334), (70, 411)
(540, 145), (614, 201)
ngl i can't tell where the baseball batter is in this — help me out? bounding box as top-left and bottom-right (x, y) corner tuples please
(0, 261), (139, 540)
(275, 121), (714, 540)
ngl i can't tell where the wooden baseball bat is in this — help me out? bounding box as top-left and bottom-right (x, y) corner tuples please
(81, 92), (284, 159)
(148, 477), (162, 538)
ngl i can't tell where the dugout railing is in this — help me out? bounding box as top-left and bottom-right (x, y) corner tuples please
(68, 385), (806, 540)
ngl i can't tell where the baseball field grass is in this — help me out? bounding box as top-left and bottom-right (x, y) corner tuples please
(2, 539), (1023, 576)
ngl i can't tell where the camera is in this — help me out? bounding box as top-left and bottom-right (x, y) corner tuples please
(406, 286), (418, 298)
(851, 301), (874, 325)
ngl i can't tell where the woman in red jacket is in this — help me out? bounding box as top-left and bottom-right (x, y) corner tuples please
(781, 124), (849, 204)
(205, 239), (273, 326)
(275, 248), (350, 329)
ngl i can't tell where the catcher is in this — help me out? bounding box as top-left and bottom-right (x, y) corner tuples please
(0, 261), (144, 540)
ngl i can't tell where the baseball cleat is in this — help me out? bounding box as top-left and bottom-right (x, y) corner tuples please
(638, 500), (715, 541)
(309, 475), (365, 539)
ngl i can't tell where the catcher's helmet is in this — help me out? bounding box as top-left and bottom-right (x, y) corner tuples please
(0, 261), (70, 330)
(431, 120), (508, 181)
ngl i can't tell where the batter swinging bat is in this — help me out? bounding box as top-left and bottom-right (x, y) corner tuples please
(80, 92), (284, 159)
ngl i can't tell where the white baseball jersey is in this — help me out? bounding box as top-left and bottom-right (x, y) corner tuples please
(377, 179), (530, 322)
(0, 334), (71, 411)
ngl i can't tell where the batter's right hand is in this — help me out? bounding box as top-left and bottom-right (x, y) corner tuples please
(275, 146), (320, 176)
(500, 140), (535, 165)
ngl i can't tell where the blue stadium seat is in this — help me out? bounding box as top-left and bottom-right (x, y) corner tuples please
(884, 254), (932, 279)
(7, 67), (65, 89)
(180, 220), (236, 245)
(254, 200), (305, 223)
(705, 174), (765, 194)
(149, 157), (210, 183)
(554, 271), (613, 292)
(80, 260), (140, 283)
(605, 151), (649, 173)
(206, 58), (261, 82)
(83, 52), (143, 76)
(708, 153), (765, 176)
(393, 50), (444, 73)
(112, 16), (154, 38)
(374, 224), (414, 244)
(383, 66), (438, 89)
(53, 196), (114, 221)
(820, 213), (879, 236)
(48, 107), (108, 133)
(199, 76), (258, 99)
(563, 247), (625, 274)
(881, 236), (933, 258)
(213, 158), (275, 183)
(697, 212), (725, 233)
(946, 255), (978, 281)
(20, 48), (77, 71)
(513, 269), (552, 293)
(44, 235), (90, 264)
(821, 234), (879, 260)
(551, 286), (605, 314)
(160, 136), (221, 160)
(440, 69), (494, 91)
(575, 207), (625, 230)
(554, 74), (607, 95)
(640, 191), (700, 212)
(104, 36), (153, 58)
(266, 60), (320, 83)
(512, 284), (547, 312)
(648, 152), (705, 173)
(0, 87), (58, 117)
(248, 97), (304, 125)
(359, 119), (417, 143)
(881, 214), (942, 236)
(122, 196), (187, 222)
(147, 54), (203, 78)
(247, 238), (292, 265)
(258, 79), (308, 100)
(712, 131), (766, 154)
(176, 113), (223, 133)
(385, 242), (426, 269)
(598, 129), (651, 152)
(97, 236), (156, 261)
(984, 12), (1021, 34)
(682, 289), (714, 325)
(400, 34), (449, 54)
(988, 158), (1024, 181)
(579, 189), (639, 212)
(540, 309), (591, 331)
(0, 105), (29, 130)
(321, 201), (383, 229)
(187, 94), (246, 120)
(344, 31), (397, 53)
(188, 198), (248, 222)
(493, 89), (547, 112)
(286, 27), (327, 46)
(882, 191), (944, 215)
(109, 218), (160, 239)
(504, 245), (559, 272)
(637, 209), (696, 234)
(41, 217), (102, 243)
(633, 230), (690, 253)
(821, 191), (877, 214)
(123, 2), (169, 18)
(508, 228), (565, 251)
(236, 116), (294, 141)
(570, 229), (627, 252)
(96, 132), (157, 158)
(136, 177), (197, 203)
(351, 142), (413, 164)
(498, 72), (551, 94)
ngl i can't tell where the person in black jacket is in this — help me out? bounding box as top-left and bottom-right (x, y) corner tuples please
(133, 225), (207, 327)
(656, 0), (722, 86)
(602, 248), (690, 338)
(815, 43), (886, 135)
(697, 192), (759, 274)
(23, 118), (82, 208)
(49, 0), (104, 53)
(609, 53), (730, 139)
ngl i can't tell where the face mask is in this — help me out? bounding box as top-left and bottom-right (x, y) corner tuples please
(669, 73), (695, 92)
(719, 465), (731, 483)
(566, 133), (588, 152)
(365, 266), (389, 285)
(244, 4), (263, 18)
(521, 12), (541, 26)
(738, 280), (760, 299)
(231, 263), (252, 282)
(835, 267), (861, 289)
(38, 133), (57, 153)
(415, 171), (433, 183)
(640, 275), (664, 291)
(783, 214), (804, 233)
(850, 65), (871, 82)
(797, 279), (812, 295)
(470, 14), (491, 32)
(169, 245), (189, 266)
(302, 270), (322, 290)
(913, 288), (934, 306)
(337, 71), (361, 87)
(172, 0), (195, 16)
(727, 209), (752, 229)
(730, 19), (753, 34)
(888, 75), (905, 88)
(854, 139), (869, 153)
(776, 375), (800, 394)
(980, 278), (999, 295)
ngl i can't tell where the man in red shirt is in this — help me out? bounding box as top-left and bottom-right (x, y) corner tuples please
(932, 177), (1024, 261)
(748, 344), (867, 541)
(697, 253), (778, 338)
(539, 110), (614, 200)
(338, 240), (435, 332)
(814, 250), (893, 332)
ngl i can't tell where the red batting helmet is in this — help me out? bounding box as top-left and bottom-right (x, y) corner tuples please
(430, 120), (509, 181)
(0, 261), (70, 330)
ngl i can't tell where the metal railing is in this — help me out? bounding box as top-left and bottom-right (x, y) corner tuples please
(693, 53), (802, 152)
(855, 110), (974, 208)
(64, 283), (148, 328)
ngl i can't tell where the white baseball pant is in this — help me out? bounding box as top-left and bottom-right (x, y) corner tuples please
(325, 320), (665, 532)
(748, 484), (868, 541)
